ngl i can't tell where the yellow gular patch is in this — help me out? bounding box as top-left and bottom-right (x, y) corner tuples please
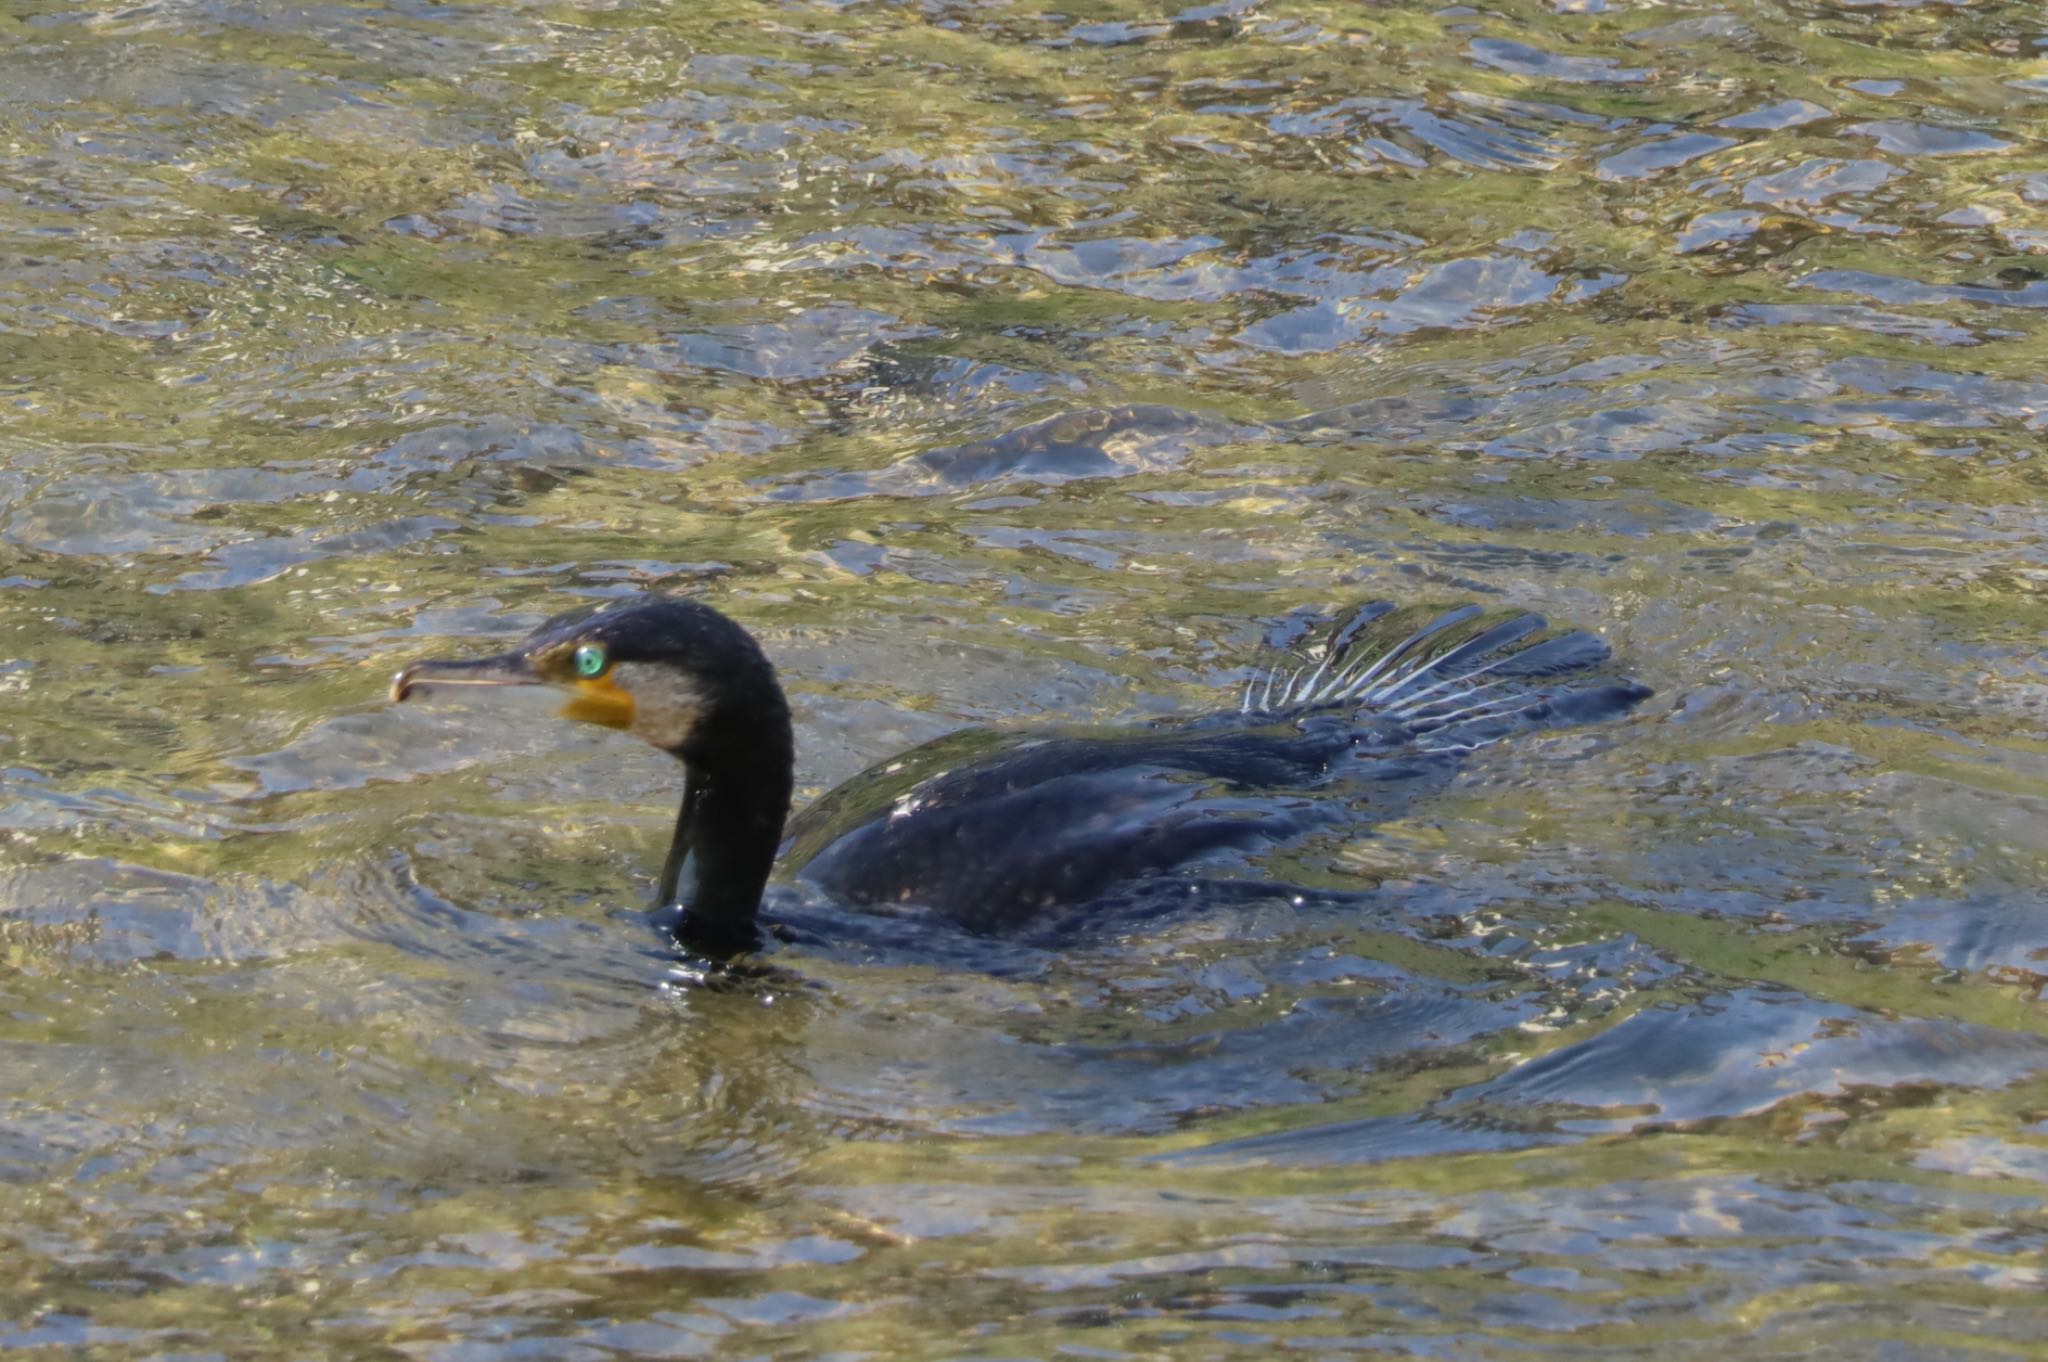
(558, 674), (637, 730)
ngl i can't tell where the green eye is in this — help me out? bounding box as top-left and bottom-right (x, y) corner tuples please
(573, 644), (608, 678)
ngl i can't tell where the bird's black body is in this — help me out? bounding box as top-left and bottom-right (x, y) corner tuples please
(393, 596), (1649, 957)
(786, 715), (1413, 932)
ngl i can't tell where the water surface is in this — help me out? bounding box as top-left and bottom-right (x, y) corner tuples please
(4, 0), (2048, 1356)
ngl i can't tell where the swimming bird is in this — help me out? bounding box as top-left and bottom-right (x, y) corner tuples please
(391, 596), (1648, 958)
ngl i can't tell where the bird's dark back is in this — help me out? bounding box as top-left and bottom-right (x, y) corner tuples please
(780, 714), (1447, 932)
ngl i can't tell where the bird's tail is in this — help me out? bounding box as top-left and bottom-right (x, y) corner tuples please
(1241, 602), (1650, 752)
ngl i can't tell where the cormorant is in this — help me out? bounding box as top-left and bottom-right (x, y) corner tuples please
(391, 596), (1648, 958)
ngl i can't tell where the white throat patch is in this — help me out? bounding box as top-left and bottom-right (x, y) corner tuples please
(613, 661), (707, 751)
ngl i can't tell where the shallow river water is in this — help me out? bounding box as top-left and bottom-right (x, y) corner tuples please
(5, 0), (2048, 1356)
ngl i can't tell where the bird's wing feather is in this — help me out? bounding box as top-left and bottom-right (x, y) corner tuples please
(1241, 601), (1649, 752)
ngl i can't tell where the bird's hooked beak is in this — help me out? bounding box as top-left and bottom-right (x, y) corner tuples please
(390, 650), (639, 731)
(390, 651), (538, 703)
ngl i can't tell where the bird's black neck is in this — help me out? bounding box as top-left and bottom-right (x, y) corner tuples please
(658, 710), (794, 958)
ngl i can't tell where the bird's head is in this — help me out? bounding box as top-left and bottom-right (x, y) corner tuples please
(391, 595), (788, 764)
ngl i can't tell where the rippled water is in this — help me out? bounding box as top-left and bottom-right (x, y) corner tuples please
(5, 0), (2048, 1355)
